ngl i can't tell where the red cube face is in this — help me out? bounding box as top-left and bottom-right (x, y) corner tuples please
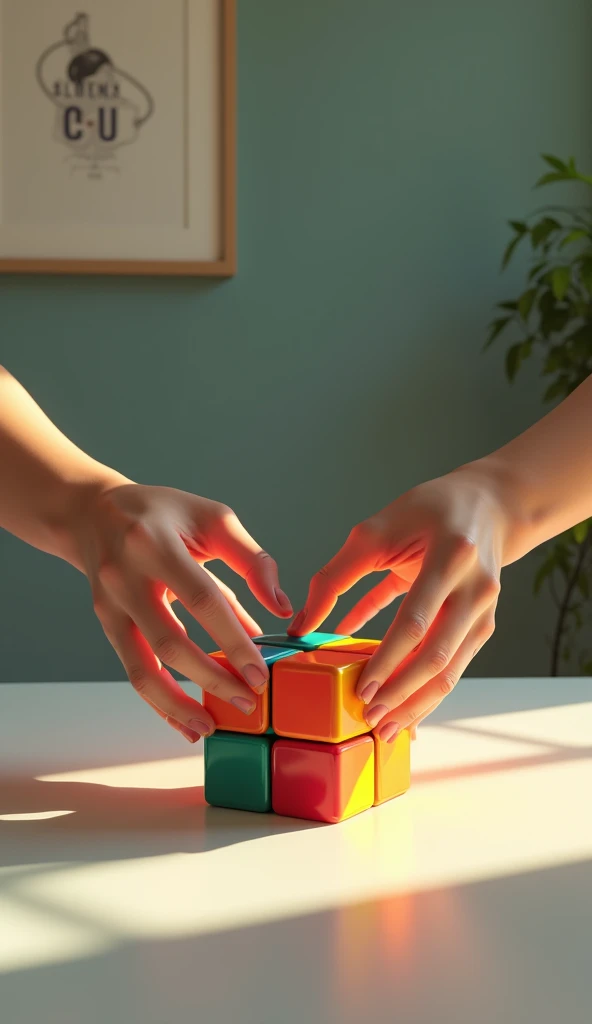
(271, 735), (375, 824)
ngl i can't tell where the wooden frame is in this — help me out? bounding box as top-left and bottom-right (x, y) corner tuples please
(0, 0), (236, 277)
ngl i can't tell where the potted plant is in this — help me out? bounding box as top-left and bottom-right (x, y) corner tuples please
(486, 155), (592, 675)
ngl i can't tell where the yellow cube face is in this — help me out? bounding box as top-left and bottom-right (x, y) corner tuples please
(374, 729), (411, 805)
(320, 638), (380, 655)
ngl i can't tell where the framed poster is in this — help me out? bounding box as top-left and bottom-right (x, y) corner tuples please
(0, 0), (236, 276)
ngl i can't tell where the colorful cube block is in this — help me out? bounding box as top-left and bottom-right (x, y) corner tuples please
(271, 649), (371, 742)
(203, 645), (294, 734)
(374, 729), (411, 805)
(271, 735), (375, 823)
(202, 634), (412, 823)
(204, 731), (274, 812)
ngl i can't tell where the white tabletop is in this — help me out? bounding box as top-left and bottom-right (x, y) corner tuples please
(1, 677), (591, 1024)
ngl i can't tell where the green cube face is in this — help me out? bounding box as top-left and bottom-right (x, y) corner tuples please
(204, 732), (275, 813)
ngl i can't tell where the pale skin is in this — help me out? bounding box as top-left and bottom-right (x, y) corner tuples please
(2, 366), (591, 745)
(0, 366), (293, 743)
(289, 374), (592, 742)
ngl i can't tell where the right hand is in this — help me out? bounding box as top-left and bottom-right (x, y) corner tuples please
(289, 461), (518, 740)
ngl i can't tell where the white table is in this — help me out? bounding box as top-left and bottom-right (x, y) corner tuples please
(1, 678), (591, 1024)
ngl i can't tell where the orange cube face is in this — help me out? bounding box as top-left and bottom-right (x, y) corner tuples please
(374, 728), (411, 805)
(203, 651), (269, 735)
(272, 735), (375, 823)
(271, 649), (370, 743)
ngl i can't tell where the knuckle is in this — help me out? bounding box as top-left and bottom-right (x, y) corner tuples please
(351, 518), (381, 546)
(312, 567), (339, 600)
(128, 665), (151, 695)
(153, 634), (180, 664)
(404, 706), (421, 724)
(480, 615), (496, 642)
(124, 520), (155, 556)
(97, 559), (123, 591)
(479, 572), (501, 602)
(189, 586), (221, 620)
(448, 533), (478, 565)
(425, 645), (450, 676)
(211, 501), (234, 522)
(401, 610), (429, 644)
(438, 671), (458, 696)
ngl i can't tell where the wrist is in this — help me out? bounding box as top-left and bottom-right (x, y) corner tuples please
(452, 453), (539, 565)
(47, 463), (132, 569)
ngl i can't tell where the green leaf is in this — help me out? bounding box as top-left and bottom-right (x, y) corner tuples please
(579, 257), (592, 293)
(509, 220), (528, 235)
(505, 342), (522, 381)
(528, 260), (547, 282)
(542, 345), (568, 375)
(518, 288), (537, 320)
(531, 217), (561, 248)
(534, 559), (554, 595)
(484, 316), (512, 350)
(567, 324), (592, 359)
(502, 234), (523, 269)
(543, 375), (571, 402)
(542, 154), (568, 172)
(535, 172), (567, 188)
(559, 228), (588, 249)
(497, 300), (519, 311)
(551, 265), (571, 301)
(572, 520), (589, 544)
(577, 573), (590, 598)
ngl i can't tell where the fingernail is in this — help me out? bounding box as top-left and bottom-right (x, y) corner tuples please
(275, 588), (293, 614)
(378, 721), (400, 744)
(364, 704), (389, 728)
(289, 610), (306, 635)
(187, 719), (213, 738)
(231, 696), (257, 715)
(242, 664), (268, 693)
(358, 680), (379, 705)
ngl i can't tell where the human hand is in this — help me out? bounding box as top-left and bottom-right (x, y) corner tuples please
(289, 462), (517, 741)
(69, 481), (292, 742)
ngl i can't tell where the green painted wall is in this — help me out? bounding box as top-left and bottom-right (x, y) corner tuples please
(1, 0), (591, 682)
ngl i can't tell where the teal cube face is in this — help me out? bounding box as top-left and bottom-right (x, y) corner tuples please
(204, 732), (274, 813)
(253, 632), (347, 651)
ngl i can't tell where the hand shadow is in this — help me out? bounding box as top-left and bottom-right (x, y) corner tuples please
(0, 773), (325, 870)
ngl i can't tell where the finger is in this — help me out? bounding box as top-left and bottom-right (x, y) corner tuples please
(337, 571), (408, 635)
(288, 526), (378, 635)
(201, 566), (262, 636)
(356, 535), (479, 699)
(206, 508), (293, 618)
(143, 698), (204, 744)
(167, 565), (263, 637)
(360, 574), (496, 715)
(111, 577), (264, 712)
(148, 533), (271, 692)
(96, 605), (216, 738)
(371, 610), (496, 741)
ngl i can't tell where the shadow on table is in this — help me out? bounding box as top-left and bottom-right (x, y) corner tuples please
(0, 772), (326, 868)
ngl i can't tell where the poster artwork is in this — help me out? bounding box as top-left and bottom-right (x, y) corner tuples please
(35, 12), (155, 179)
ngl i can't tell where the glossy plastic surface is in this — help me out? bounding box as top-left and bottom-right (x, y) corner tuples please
(252, 632), (349, 650)
(204, 652), (269, 734)
(272, 735), (374, 823)
(203, 647), (294, 734)
(320, 638), (381, 655)
(373, 728), (411, 805)
(204, 731), (274, 813)
(272, 649), (371, 742)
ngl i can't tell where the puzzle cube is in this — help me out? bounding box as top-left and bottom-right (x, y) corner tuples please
(271, 649), (371, 742)
(272, 735), (375, 823)
(203, 633), (411, 823)
(203, 645), (294, 734)
(204, 731), (275, 812)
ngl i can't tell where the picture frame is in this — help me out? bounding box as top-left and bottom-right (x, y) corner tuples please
(0, 0), (236, 277)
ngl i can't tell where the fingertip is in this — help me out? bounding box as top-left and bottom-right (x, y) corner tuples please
(274, 588), (294, 616)
(287, 609), (307, 636)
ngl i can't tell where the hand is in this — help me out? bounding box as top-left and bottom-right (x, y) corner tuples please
(290, 462), (516, 740)
(69, 481), (292, 742)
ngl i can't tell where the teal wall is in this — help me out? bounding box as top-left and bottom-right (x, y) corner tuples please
(1, 0), (591, 682)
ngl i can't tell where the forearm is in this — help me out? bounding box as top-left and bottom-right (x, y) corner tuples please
(471, 374), (592, 563)
(0, 367), (128, 564)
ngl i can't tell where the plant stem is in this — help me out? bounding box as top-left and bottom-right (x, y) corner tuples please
(550, 534), (592, 675)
